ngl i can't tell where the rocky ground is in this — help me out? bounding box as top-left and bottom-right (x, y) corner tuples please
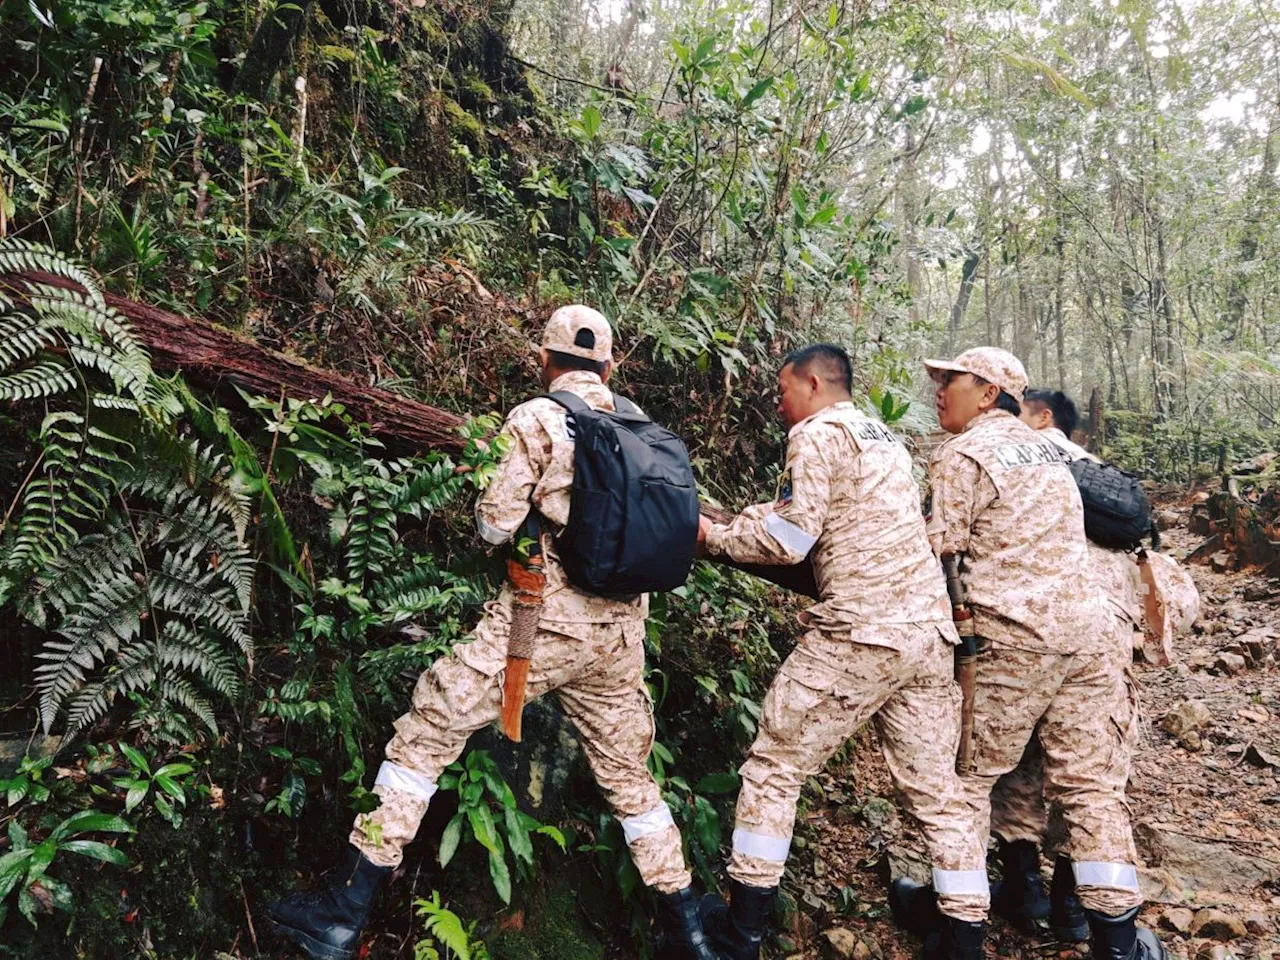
(783, 493), (1280, 960)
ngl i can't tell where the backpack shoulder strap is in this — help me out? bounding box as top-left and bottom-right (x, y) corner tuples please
(611, 393), (651, 422)
(542, 391), (590, 414)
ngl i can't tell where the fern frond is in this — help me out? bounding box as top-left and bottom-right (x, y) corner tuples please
(0, 359), (77, 399)
(159, 622), (242, 699)
(0, 314), (55, 369)
(34, 573), (146, 732)
(24, 522), (138, 624)
(157, 677), (218, 736)
(0, 239), (105, 311)
(151, 549), (252, 660)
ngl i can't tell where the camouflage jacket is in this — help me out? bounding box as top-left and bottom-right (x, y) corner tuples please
(707, 401), (951, 645)
(926, 410), (1110, 654)
(474, 370), (647, 625)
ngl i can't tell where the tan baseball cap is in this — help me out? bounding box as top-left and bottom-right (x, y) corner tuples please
(924, 347), (1028, 403)
(541, 305), (613, 362)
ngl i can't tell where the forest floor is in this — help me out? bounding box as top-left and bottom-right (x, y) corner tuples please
(798, 491), (1280, 960)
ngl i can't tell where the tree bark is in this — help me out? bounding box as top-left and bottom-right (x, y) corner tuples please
(233, 0), (315, 102)
(5, 270), (820, 598)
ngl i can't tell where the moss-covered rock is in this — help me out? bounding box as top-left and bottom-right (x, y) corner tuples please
(444, 97), (487, 148)
(488, 878), (606, 960)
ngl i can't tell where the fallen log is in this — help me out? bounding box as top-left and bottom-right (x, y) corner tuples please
(3, 270), (819, 598)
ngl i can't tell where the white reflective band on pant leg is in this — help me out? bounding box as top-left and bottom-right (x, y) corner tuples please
(1072, 862), (1140, 891)
(932, 869), (991, 896)
(374, 762), (438, 802)
(620, 804), (676, 844)
(475, 512), (513, 546)
(763, 514), (818, 557)
(732, 828), (792, 863)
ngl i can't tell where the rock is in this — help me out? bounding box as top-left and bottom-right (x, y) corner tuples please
(1245, 744), (1280, 768)
(831, 804), (859, 827)
(1192, 490), (1211, 503)
(1162, 907), (1195, 934)
(1241, 636), (1269, 662)
(1180, 731), (1203, 752)
(821, 927), (860, 960)
(1244, 583), (1275, 602)
(1245, 911), (1275, 935)
(1213, 652), (1247, 675)
(1195, 943), (1229, 960)
(1191, 908), (1248, 941)
(1189, 508), (1213, 536)
(1162, 700), (1213, 736)
(1211, 552), (1232, 573)
(860, 797), (896, 829)
(1155, 508), (1182, 530)
(1133, 822), (1280, 896)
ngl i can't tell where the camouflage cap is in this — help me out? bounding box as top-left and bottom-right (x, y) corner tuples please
(542, 305), (613, 362)
(923, 346), (1028, 403)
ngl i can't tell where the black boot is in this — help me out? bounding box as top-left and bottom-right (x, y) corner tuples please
(889, 878), (985, 960)
(889, 877), (940, 936)
(1049, 856), (1089, 943)
(1086, 906), (1167, 960)
(991, 839), (1050, 931)
(921, 916), (988, 960)
(698, 879), (775, 960)
(653, 887), (718, 960)
(269, 846), (391, 960)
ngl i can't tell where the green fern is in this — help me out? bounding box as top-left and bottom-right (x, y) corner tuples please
(1, 239), (254, 742)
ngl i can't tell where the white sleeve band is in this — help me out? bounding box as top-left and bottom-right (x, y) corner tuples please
(620, 803), (676, 843)
(374, 761), (438, 803)
(475, 510), (514, 545)
(1072, 861), (1140, 891)
(932, 868), (990, 896)
(731, 827), (791, 863)
(763, 513), (818, 557)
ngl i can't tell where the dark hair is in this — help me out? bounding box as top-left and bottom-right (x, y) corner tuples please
(546, 349), (607, 376)
(994, 391), (1022, 417)
(1024, 388), (1079, 436)
(972, 373), (1022, 417)
(782, 343), (853, 394)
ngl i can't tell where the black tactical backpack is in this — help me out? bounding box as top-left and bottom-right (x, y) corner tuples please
(543, 391), (699, 596)
(1068, 458), (1157, 550)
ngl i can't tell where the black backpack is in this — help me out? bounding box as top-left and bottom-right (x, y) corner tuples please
(1068, 458), (1157, 550)
(542, 391), (700, 596)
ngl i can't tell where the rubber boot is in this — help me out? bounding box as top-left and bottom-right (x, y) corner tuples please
(890, 878), (985, 960)
(1049, 856), (1089, 943)
(653, 887), (718, 960)
(1086, 906), (1167, 960)
(269, 846), (391, 960)
(990, 839), (1050, 932)
(921, 916), (988, 960)
(889, 877), (940, 936)
(698, 879), (776, 960)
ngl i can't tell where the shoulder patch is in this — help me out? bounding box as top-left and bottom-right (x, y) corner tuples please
(775, 468), (793, 507)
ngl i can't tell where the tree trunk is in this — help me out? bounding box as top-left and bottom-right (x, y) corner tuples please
(233, 0), (315, 102)
(5, 270), (819, 598)
(947, 248), (982, 353)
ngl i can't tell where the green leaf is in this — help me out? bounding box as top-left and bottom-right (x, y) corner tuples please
(742, 77), (773, 108)
(466, 805), (499, 854)
(580, 106), (601, 139)
(694, 771), (739, 794)
(0, 850), (33, 900)
(693, 35), (717, 65)
(52, 812), (134, 840)
(487, 847), (512, 904)
(119, 743), (150, 776)
(693, 795), (721, 855)
(899, 95), (928, 118)
(154, 774), (186, 803)
(439, 813), (464, 867)
(154, 763), (193, 780)
(503, 805), (533, 866)
(20, 118), (69, 135)
(124, 784), (148, 813)
(60, 840), (129, 866)
(8, 820), (28, 850)
(533, 824), (567, 852)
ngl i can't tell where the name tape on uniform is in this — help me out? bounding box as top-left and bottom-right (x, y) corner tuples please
(993, 441), (1068, 470)
(852, 420), (900, 444)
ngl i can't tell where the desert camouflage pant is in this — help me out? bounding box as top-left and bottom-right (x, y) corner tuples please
(728, 623), (990, 923)
(989, 620), (1139, 853)
(348, 601), (691, 893)
(963, 642), (1142, 916)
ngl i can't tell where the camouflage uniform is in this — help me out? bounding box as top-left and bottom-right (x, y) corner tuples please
(705, 402), (989, 923)
(926, 369), (1142, 917)
(989, 427), (1140, 851)
(349, 312), (693, 894)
